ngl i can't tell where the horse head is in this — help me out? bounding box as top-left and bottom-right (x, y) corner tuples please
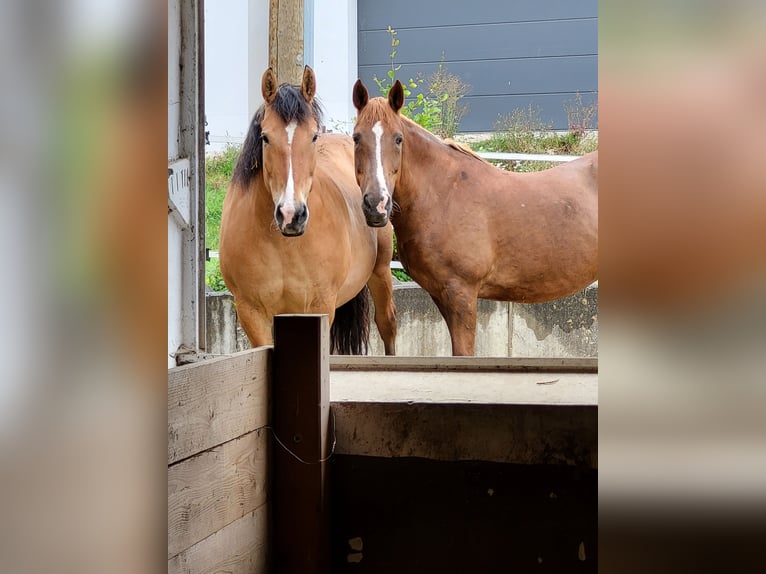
(352, 79), (405, 227)
(257, 66), (322, 236)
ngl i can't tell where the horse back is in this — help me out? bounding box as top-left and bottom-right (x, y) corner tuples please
(316, 133), (355, 180)
(396, 146), (598, 303)
(572, 150), (598, 193)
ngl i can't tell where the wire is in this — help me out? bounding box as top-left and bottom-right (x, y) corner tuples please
(263, 410), (337, 465)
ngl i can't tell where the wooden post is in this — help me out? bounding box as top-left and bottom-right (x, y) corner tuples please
(272, 315), (331, 573)
(268, 0), (304, 85)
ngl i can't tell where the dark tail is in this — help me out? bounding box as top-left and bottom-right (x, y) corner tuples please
(331, 286), (370, 355)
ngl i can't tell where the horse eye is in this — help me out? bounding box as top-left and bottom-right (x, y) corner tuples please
(312, 133), (318, 143)
(261, 134), (270, 145)
(352, 133), (361, 144)
(394, 134), (403, 145)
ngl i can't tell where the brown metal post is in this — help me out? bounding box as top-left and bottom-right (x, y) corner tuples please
(272, 314), (331, 573)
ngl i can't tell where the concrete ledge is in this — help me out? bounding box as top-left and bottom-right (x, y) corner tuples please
(206, 282), (598, 357)
(329, 364), (598, 467)
(331, 402), (596, 467)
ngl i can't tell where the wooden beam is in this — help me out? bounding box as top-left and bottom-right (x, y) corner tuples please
(168, 429), (269, 559)
(268, 0), (304, 85)
(168, 505), (268, 574)
(272, 315), (331, 573)
(168, 348), (271, 464)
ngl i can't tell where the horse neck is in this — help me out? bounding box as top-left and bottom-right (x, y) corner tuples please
(241, 175), (278, 236)
(397, 119), (461, 208)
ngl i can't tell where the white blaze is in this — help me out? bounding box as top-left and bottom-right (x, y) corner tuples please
(280, 120), (298, 225)
(371, 121), (391, 214)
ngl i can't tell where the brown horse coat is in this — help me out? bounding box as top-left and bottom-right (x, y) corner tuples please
(219, 68), (396, 354)
(352, 80), (597, 355)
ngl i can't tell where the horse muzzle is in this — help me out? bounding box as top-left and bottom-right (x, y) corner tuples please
(275, 202), (309, 236)
(362, 193), (391, 227)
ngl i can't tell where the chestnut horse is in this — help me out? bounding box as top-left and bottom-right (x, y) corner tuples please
(219, 67), (396, 354)
(351, 79), (598, 355)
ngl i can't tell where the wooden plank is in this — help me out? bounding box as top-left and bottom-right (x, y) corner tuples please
(168, 429), (269, 559)
(268, 0), (278, 72)
(272, 315), (331, 574)
(268, 0), (303, 85)
(168, 348), (271, 464)
(330, 355), (598, 373)
(168, 505), (268, 574)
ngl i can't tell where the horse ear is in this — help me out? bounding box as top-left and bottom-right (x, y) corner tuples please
(352, 79), (369, 111)
(301, 65), (316, 103)
(388, 80), (404, 113)
(261, 68), (278, 104)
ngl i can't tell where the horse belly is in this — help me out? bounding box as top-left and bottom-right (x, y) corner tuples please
(480, 224), (597, 303)
(480, 249), (596, 302)
(335, 237), (377, 306)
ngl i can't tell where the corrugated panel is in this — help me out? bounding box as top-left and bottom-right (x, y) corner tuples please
(358, 0), (597, 30)
(357, 0), (598, 131)
(360, 56), (598, 97)
(359, 19), (597, 65)
(458, 92), (598, 132)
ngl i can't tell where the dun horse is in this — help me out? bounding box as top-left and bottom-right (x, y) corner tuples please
(219, 67), (396, 354)
(352, 79), (597, 355)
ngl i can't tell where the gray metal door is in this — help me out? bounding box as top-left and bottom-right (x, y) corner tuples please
(357, 0), (598, 132)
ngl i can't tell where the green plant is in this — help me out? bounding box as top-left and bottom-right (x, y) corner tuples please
(205, 257), (227, 291)
(204, 145), (241, 292)
(392, 268), (413, 282)
(470, 103), (597, 172)
(426, 59), (470, 138)
(372, 27), (444, 132)
(389, 231), (412, 281)
(564, 92), (598, 138)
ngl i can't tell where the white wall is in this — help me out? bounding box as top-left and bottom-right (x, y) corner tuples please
(248, 0), (270, 120)
(168, 0), (182, 367)
(169, 0), (204, 366)
(168, 218), (184, 366)
(204, 0), (356, 152)
(204, 0), (247, 152)
(168, 0), (181, 160)
(312, 0), (357, 133)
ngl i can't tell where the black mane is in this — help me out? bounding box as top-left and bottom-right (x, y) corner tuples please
(232, 84), (323, 188)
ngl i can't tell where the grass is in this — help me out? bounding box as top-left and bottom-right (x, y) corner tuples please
(469, 102), (598, 172)
(205, 145), (240, 291)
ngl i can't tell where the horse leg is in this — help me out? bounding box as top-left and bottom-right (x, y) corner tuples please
(430, 284), (478, 356)
(367, 264), (397, 355)
(235, 303), (273, 348)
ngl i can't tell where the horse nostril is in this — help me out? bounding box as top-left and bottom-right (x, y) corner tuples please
(363, 194), (377, 210)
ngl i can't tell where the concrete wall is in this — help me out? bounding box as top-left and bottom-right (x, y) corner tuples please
(207, 282), (598, 357)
